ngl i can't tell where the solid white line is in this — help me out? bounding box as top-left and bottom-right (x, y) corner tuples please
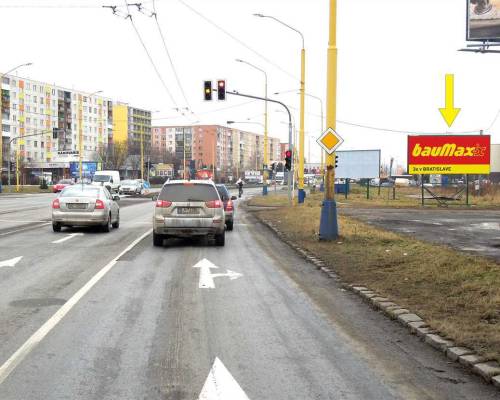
(51, 233), (84, 244)
(0, 229), (152, 385)
(0, 223), (51, 237)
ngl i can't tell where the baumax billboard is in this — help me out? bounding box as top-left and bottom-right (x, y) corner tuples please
(407, 135), (490, 175)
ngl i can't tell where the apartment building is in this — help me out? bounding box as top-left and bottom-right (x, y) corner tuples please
(112, 103), (152, 154)
(152, 124), (281, 179)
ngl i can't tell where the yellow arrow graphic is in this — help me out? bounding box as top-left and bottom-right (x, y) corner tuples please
(439, 74), (461, 128)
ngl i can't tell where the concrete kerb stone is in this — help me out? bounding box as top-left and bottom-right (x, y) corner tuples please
(472, 362), (500, 383)
(387, 308), (410, 319)
(459, 354), (486, 368)
(415, 326), (436, 338)
(397, 313), (423, 325)
(446, 347), (474, 362)
(425, 334), (455, 352)
(370, 297), (389, 306)
(492, 375), (500, 389)
(407, 321), (428, 334)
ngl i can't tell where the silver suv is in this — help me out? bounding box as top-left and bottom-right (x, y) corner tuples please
(153, 180), (226, 247)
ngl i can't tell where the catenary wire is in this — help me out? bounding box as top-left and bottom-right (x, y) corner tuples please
(175, 0), (299, 82)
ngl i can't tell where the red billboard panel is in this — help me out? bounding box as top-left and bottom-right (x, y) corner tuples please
(407, 135), (490, 174)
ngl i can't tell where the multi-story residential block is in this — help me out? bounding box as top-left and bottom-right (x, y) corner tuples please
(0, 73), (150, 183)
(152, 124), (281, 180)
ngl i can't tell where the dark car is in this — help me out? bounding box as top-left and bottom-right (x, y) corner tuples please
(216, 184), (237, 231)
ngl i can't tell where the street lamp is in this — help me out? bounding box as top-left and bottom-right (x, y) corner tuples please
(235, 58), (269, 195)
(79, 90), (102, 183)
(0, 62), (33, 192)
(254, 13), (307, 203)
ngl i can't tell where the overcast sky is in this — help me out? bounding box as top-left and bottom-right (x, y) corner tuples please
(1, 0), (500, 167)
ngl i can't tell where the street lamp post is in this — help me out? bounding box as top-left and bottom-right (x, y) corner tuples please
(319, 0), (339, 240)
(235, 58), (269, 195)
(0, 62), (33, 192)
(254, 14), (306, 203)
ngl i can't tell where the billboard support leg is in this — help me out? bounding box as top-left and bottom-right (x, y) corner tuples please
(466, 174), (469, 206)
(345, 180), (348, 199)
(421, 175), (424, 207)
(367, 180), (370, 200)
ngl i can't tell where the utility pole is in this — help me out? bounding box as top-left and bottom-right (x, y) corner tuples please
(319, 0), (339, 240)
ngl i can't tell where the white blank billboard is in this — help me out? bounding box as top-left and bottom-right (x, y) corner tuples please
(335, 150), (380, 179)
(492, 144), (500, 173)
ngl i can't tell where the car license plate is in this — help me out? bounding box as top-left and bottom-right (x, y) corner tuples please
(178, 207), (198, 215)
(67, 203), (87, 209)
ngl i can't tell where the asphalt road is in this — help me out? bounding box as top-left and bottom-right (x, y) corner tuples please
(340, 207), (500, 261)
(0, 192), (498, 399)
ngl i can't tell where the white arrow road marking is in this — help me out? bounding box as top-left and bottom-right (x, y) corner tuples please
(0, 256), (23, 269)
(198, 358), (250, 400)
(193, 259), (243, 289)
(51, 233), (84, 244)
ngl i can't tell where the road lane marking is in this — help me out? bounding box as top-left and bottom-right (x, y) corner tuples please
(0, 223), (51, 237)
(51, 233), (84, 244)
(193, 259), (243, 289)
(198, 357), (250, 400)
(0, 229), (152, 385)
(0, 257), (23, 269)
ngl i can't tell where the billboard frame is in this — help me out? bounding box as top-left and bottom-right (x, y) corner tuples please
(334, 149), (381, 179)
(466, 0), (500, 42)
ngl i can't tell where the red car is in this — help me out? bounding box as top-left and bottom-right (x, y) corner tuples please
(52, 179), (74, 193)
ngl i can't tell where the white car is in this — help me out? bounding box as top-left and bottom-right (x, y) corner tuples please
(120, 179), (142, 195)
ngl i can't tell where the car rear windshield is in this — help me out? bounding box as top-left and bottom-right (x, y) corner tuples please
(159, 183), (219, 202)
(59, 179), (73, 184)
(121, 180), (136, 185)
(216, 185), (230, 200)
(93, 175), (111, 182)
(60, 186), (100, 198)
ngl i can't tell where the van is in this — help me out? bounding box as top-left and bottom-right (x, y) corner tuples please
(92, 170), (121, 193)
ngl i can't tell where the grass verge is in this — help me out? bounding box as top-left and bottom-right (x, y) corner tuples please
(248, 194), (500, 363)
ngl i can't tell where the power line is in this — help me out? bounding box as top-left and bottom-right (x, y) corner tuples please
(118, 1), (186, 120)
(175, 0), (299, 82)
(0, 0), (162, 8)
(150, 0), (196, 117)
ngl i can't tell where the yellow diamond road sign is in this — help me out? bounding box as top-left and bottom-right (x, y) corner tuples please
(317, 128), (343, 154)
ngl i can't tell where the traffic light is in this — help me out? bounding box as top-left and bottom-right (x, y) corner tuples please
(285, 150), (292, 171)
(52, 128), (59, 139)
(217, 80), (226, 101)
(335, 155), (339, 168)
(204, 80), (212, 101)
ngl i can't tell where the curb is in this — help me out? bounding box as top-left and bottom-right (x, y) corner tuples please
(255, 214), (500, 392)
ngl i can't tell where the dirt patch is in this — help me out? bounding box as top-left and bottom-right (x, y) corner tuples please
(248, 197), (500, 363)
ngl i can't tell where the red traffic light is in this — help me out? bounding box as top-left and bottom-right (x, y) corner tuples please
(217, 80), (226, 101)
(285, 150), (292, 158)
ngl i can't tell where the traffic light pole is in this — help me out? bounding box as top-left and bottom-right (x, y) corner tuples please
(227, 90), (293, 205)
(319, 0), (339, 240)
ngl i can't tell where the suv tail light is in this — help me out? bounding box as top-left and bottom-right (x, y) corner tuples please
(52, 199), (60, 209)
(95, 199), (105, 209)
(226, 199), (234, 211)
(205, 200), (222, 208)
(156, 200), (172, 208)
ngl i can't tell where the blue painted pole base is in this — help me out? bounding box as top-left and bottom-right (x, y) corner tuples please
(319, 200), (339, 240)
(319, 183), (325, 192)
(298, 188), (306, 203)
(262, 185), (268, 196)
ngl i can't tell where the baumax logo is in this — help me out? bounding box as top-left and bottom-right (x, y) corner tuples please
(411, 143), (487, 158)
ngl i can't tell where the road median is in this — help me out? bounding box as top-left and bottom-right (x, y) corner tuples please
(247, 193), (500, 365)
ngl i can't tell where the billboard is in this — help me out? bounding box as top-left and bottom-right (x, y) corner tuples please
(69, 161), (98, 178)
(335, 150), (380, 179)
(407, 135), (490, 175)
(467, 0), (500, 41)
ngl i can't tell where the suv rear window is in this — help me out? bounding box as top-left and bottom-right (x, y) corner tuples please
(159, 183), (219, 202)
(216, 185), (230, 200)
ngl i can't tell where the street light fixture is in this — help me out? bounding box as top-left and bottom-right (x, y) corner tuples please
(0, 62), (33, 192)
(254, 13), (307, 203)
(235, 58), (270, 195)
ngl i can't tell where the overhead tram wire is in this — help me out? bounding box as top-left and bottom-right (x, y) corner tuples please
(148, 0), (197, 119)
(0, 0), (165, 8)
(175, 0), (298, 82)
(117, 0), (188, 121)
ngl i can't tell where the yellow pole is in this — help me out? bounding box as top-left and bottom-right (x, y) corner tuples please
(319, 0), (339, 240)
(141, 125), (144, 180)
(263, 76), (269, 194)
(298, 48), (306, 203)
(15, 140), (20, 192)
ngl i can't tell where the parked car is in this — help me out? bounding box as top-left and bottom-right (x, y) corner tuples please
(91, 170), (121, 193)
(52, 185), (120, 232)
(216, 184), (237, 231)
(153, 180), (225, 247)
(120, 179), (142, 195)
(52, 179), (74, 193)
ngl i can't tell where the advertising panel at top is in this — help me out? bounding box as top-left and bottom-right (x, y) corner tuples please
(335, 150), (380, 179)
(467, 0), (500, 41)
(407, 135), (490, 175)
